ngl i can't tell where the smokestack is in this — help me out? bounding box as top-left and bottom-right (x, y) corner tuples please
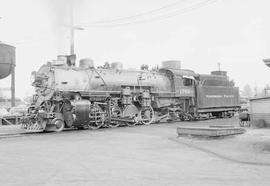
(69, 2), (74, 55)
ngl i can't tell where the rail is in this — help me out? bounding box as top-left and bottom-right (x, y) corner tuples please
(0, 115), (22, 125)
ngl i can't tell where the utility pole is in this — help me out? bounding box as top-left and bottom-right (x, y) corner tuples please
(69, 4), (84, 55)
(70, 4), (74, 55)
(11, 57), (15, 107)
(70, 27), (75, 55)
(69, 26), (84, 56)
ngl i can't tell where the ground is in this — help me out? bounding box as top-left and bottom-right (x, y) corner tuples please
(0, 117), (270, 186)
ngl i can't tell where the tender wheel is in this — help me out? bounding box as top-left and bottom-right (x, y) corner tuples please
(239, 120), (244, 127)
(108, 105), (122, 128)
(174, 110), (183, 121)
(88, 104), (105, 130)
(139, 106), (154, 125)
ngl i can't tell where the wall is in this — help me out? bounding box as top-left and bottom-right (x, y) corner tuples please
(250, 96), (270, 127)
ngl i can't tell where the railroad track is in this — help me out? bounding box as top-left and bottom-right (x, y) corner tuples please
(0, 122), (163, 139)
(0, 117), (238, 140)
(0, 126), (46, 139)
(0, 124), (119, 140)
(0, 132), (28, 139)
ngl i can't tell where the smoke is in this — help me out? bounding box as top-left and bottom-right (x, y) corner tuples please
(46, 0), (85, 55)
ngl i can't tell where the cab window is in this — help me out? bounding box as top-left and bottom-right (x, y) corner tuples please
(183, 78), (193, 86)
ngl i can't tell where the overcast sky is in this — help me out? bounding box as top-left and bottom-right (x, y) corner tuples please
(0, 0), (270, 98)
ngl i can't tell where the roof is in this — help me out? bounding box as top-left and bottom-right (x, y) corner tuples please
(159, 68), (198, 77)
(249, 96), (270, 101)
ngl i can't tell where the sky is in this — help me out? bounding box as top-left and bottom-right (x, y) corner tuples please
(0, 0), (270, 98)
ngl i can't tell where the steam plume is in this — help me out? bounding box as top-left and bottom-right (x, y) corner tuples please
(47, 0), (85, 55)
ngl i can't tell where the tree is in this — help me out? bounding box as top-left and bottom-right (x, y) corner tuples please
(262, 84), (270, 96)
(242, 84), (253, 98)
(254, 86), (258, 97)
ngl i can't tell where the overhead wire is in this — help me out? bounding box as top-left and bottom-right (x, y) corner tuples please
(5, 0), (219, 44)
(80, 0), (218, 28)
(85, 0), (188, 24)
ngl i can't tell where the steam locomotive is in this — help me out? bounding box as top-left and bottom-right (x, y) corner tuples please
(21, 55), (240, 132)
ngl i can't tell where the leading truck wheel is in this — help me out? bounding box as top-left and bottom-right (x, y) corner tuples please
(45, 119), (65, 132)
(54, 119), (65, 132)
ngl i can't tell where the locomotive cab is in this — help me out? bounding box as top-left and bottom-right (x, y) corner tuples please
(159, 61), (197, 119)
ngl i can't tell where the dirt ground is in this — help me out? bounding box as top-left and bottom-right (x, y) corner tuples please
(0, 117), (270, 186)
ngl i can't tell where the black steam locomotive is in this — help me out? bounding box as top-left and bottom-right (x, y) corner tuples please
(21, 55), (240, 132)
